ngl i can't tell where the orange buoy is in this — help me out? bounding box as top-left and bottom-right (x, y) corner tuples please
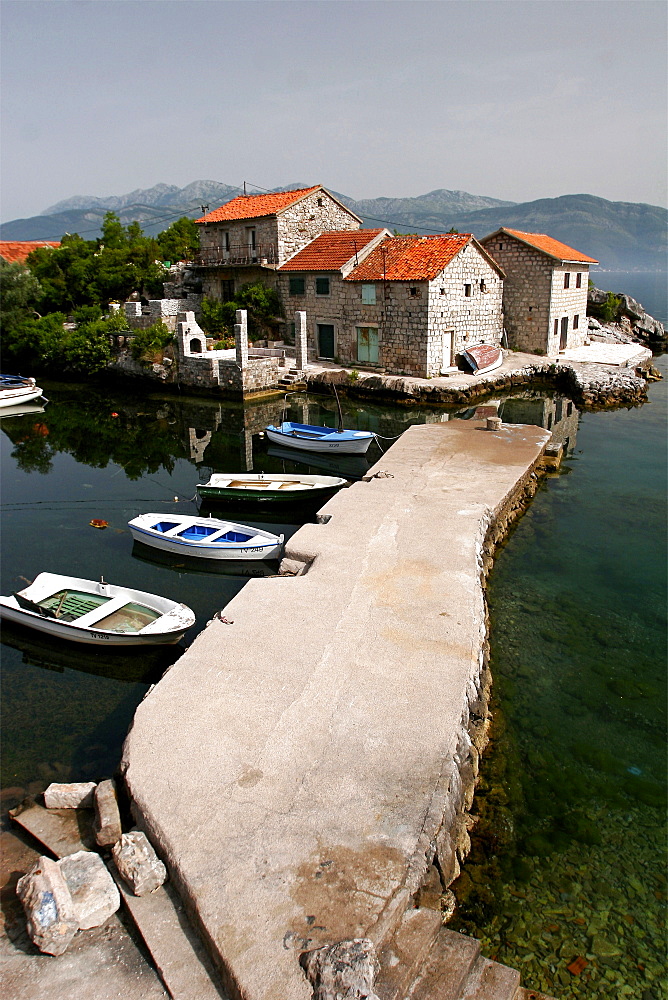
(89, 519), (109, 529)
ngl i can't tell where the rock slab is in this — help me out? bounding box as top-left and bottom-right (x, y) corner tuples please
(44, 781), (97, 809)
(94, 779), (122, 847)
(112, 831), (167, 895)
(58, 850), (120, 930)
(16, 855), (78, 956)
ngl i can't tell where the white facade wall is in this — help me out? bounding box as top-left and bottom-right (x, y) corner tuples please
(276, 191), (359, 263)
(481, 235), (590, 354)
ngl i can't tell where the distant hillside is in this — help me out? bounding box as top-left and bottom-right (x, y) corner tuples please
(1, 182), (665, 271)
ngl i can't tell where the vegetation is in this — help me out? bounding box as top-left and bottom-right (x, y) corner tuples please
(2, 212), (199, 376)
(199, 283), (283, 341)
(129, 321), (174, 363)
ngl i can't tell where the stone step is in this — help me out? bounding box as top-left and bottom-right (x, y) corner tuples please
(403, 928), (482, 1000)
(514, 988), (557, 1000)
(458, 954), (520, 999)
(10, 799), (96, 857)
(109, 861), (227, 1000)
(376, 908), (444, 999)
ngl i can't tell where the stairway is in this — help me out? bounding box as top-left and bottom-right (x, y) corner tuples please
(375, 908), (555, 1000)
(276, 367), (308, 389)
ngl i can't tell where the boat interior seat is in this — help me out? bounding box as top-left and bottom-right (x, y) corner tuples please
(13, 592), (57, 618)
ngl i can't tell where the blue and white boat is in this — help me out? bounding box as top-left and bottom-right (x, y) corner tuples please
(128, 513), (284, 561)
(265, 421), (374, 455)
(0, 374), (44, 408)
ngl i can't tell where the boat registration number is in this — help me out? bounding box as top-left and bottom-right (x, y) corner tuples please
(240, 547), (263, 553)
(90, 632), (110, 640)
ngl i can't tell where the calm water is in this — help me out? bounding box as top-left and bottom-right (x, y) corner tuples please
(0, 381), (478, 796)
(451, 354), (667, 998)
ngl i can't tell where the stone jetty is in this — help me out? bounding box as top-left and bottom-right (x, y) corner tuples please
(122, 416), (552, 999)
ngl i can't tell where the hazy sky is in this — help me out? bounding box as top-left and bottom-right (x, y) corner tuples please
(1, 0), (666, 221)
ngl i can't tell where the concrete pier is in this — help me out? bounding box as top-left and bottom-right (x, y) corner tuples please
(122, 418), (551, 999)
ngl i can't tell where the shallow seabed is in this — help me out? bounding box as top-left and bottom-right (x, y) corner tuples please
(451, 355), (667, 999)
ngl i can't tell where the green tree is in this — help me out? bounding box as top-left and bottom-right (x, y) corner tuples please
(0, 258), (42, 338)
(100, 211), (128, 250)
(157, 217), (200, 263)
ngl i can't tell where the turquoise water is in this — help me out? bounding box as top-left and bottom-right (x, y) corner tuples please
(451, 356), (667, 998)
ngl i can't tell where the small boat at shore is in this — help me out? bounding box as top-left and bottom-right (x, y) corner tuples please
(196, 472), (347, 505)
(0, 374), (45, 408)
(128, 512), (284, 561)
(460, 345), (504, 375)
(265, 421), (375, 455)
(0, 572), (195, 645)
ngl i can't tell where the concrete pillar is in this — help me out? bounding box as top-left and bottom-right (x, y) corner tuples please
(295, 310), (307, 371)
(235, 309), (248, 369)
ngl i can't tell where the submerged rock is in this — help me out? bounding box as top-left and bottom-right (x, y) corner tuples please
(16, 855), (78, 956)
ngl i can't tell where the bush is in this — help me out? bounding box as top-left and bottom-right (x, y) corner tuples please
(130, 321), (174, 363)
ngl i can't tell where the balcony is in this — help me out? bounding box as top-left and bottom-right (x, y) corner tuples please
(194, 243), (279, 268)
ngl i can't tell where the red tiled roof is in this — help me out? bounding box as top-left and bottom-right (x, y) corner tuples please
(489, 228), (598, 264)
(0, 240), (61, 264)
(278, 230), (385, 271)
(195, 186), (322, 223)
(345, 234), (473, 282)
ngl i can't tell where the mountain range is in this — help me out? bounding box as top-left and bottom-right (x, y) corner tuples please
(2, 182), (665, 271)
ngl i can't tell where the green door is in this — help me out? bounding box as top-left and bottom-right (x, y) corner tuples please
(357, 327), (379, 364)
(318, 324), (335, 359)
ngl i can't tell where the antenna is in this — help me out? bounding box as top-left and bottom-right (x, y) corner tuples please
(244, 181), (247, 196)
(200, 204), (209, 216)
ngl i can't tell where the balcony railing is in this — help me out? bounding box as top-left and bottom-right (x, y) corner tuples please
(194, 243), (279, 268)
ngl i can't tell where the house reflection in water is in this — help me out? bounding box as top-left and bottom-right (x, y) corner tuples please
(498, 394), (579, 454)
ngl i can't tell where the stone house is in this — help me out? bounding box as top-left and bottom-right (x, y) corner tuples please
(337, 234), (505, 377)
(275, 228), (390, 358)
(479, 228), (598, 355)
(194, 186), (361, 302)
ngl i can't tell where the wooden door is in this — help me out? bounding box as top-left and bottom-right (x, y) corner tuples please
(560, 316), (569, 350)
(318, 324), (335, 359)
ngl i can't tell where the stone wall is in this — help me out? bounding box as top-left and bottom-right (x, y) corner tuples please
(276, 190), (359, 263)
(276, 243), (502, 377)
(481, 235), (591, 355)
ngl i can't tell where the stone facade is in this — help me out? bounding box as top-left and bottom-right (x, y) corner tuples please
(197, 188), (360, 301)
(278, 241), (503, 377)
(481, 232), (591, 355)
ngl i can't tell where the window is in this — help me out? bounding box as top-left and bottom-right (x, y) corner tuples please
(246, 228), (256, 250)
(362, 283), (376, 305)
(289, 276), (305, 295)
(573, 314), (579, 329)
(357, 327), (379, 364)
(316, 276), (330, 296)
(464, 284), (472, 297)
(480, 279), (486, 292)
(440, 288), (446, 296)
(564, 272), (570, 289)
(317, 197), (323, 207)
(409, 286), (420, 298)
(576, 272), (582, 288)
(224, 232), (230, 251)
(554, 319), (559, 337)
(221, 280), (234, 302)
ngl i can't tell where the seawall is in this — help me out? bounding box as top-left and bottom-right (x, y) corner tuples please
(121, 417), (551, 999)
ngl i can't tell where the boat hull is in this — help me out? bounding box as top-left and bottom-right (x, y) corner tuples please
(0, 572), (195, 646)
(0, 385), (44, 407)
(265, 426), (374, 455)
(128, 513), (284, 561)
(196, 473), (346, 505)
(0, 604), (188, 645)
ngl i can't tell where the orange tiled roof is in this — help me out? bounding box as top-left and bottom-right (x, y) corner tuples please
(195, 187), (322, 223)
(492, 228), (598, 264)
(0, 240), (61, 264)
(278, 230), (385, 271)
(345, 234), (473, 282)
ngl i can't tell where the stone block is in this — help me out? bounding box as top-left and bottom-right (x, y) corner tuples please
(58, 850), (120, 929)
(16, 855), (78, 955)
(94, 779), (122, 847)
(44, 781), (96, 810)
(112, 830), (167, 896)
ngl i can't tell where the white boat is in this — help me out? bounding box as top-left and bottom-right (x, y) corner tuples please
(0, 374), (44, 408)
(128, 513), (284, 561)
(196, 472), (347, 505)
(0, 572), (195, 646)
(460, 345), (504, 375)
(265, 421), (375, 454)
